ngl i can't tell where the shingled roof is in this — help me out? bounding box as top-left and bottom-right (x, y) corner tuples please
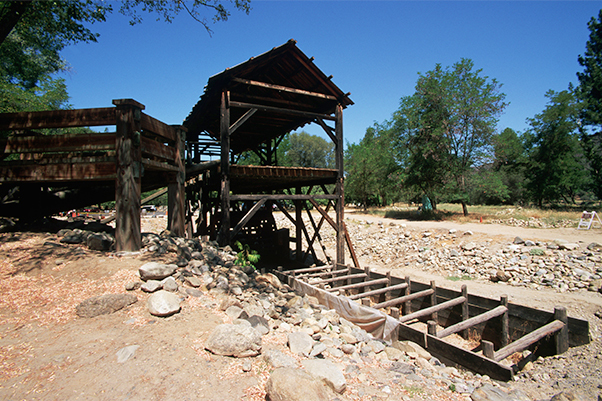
(183, 39), (353, 155)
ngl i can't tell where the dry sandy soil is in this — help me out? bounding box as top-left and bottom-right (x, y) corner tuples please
(0, 211), (601, 400)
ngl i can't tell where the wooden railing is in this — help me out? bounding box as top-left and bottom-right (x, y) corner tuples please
(0, 99), (186, 251)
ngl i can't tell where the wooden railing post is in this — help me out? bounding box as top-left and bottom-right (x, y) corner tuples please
(113, 99), (144, 252)
(168, 125), (186, 237)
(217, 90), (231, 246)
(335, 104), (345, 266)
(554, 306), (569, 355)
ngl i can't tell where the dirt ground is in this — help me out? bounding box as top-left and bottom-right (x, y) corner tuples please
(0, 211), (601, 400)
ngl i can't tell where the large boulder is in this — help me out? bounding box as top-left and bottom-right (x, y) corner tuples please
(205, 323), (262, 357)
(76, 293), (137, 318)
(265, 367), (330, 401)
(302, 359), (347, 394)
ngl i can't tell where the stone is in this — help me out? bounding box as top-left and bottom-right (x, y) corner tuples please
(76, 293), (138, 318)
(185, 276), (202, 287)
(138, 262), (176, 281)
(263, 349), (298, 368)
(116, 345), (139, 363)
(367, 339), (386, 354)
(550, 391), (587, 401)
(341, 344), (356, 354)
(471, 384), (512, 401)
(225, 305), (244, 320)
(265, 367), (330, 401)
(513, 236), (524, 245)
(256, 273), (283, 289)
(288, 331), (314, 356)
(141, 280), (162, 293)
(559, 243), (580, 251)
(86, 233), (112, 251)
(205, 323), (262, 358)
(125, 281), (141, 291)
(147, 290), (181, 317)
(302, 359), (347, 393)
(161, 276), (179, 292)
(384, 346), (404, 361)
(339, 332), (358, 344)
(393, 340), (431, 360)
(245, 315), (270, 335)
(388, 361), (415, 375)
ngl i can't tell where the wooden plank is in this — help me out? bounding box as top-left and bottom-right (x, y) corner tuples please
(327, 277), (389, 292)
(373, 288), (434, 310)
(232, 78), (338, 101)
(0, 162), (115, 182)
(436, 305), (508, 339)
(1, 133), (115, 153)
(0, 107), (116, 130)
(399, 297), (466, 324)
(142, 158), (180, 172)
(426, 334), (513, 382)
(229, 100), (336, 121)
(140, 136), (177, 161)
(311, 272), (367, 285)
(140, 113), (177, 142)
(229, 108), (257, 134)
(343, 221), (360, 268)
(494, 320), (565, 362)
(347, 282), (409, 301)
(308, 198), (338, 230)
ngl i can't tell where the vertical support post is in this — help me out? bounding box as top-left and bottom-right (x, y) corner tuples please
(461, 284), (469, 339)
(168, 125), (186, 237)
(430, 280), (437, 322)
(218, 90), (231, 246)
(383, 271), (392, 303)
(390, 307), (400, 320)
(501, 294), (509, 348)
(113, 99), (144, 252)
(427, 320), (437, 336)
(403, 276), (411, 316)
(335, 104), (345, 266)
(482, 340), (495, 359)
(364, 265), (371, 294)
(554, 306), (569, 355)
(295, 186), (302, 261)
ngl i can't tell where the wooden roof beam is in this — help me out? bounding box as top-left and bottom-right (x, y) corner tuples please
(232, 78), (338, 101)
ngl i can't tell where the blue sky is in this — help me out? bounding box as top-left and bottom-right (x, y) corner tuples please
(61, 1), (602, 145)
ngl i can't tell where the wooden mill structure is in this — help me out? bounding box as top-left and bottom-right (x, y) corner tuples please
(183, 39), (356, 266)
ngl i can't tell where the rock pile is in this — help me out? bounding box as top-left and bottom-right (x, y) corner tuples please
(67, 225), (593, 400)
(277, 216), (602, 294)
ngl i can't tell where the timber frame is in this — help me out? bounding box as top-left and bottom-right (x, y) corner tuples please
(0, 99), (186, 252)
(184, 39), (357, 266)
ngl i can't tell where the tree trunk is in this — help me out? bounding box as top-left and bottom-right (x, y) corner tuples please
(461, 201), (468, 216)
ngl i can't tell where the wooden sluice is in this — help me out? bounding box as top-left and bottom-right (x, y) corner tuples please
(275, 264), (590, 381)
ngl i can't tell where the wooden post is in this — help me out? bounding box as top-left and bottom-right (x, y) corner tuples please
(335, 104), (345, 266)
(482, 340), (495, 359)
(390, 307), (400, 320)
(430, 280), (437, 322)
(501, 294), (509, 348)
(403, 276), (411, 316)
(427, 320), (437, 336)
(168, 125), (186, 237)
(295, 186), (302, 261)
(113, 99), (143, 252)
(554, 306), (569, 355)
(461, 284), (469, 339)
(218, 91), (230, 246)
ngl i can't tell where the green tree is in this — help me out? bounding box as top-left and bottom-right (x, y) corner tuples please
(287, 131), (333, 168)
(491, 127), (527, 204)
(391, 59), (507, 214)
(576, 9), (602, 201)
(345, 123), (399, 209)
(525, 90), (589, 206)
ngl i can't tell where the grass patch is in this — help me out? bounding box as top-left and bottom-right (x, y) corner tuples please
(446, 275), (473, 281)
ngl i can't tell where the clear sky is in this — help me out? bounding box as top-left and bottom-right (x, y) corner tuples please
(61, 1), (602, 145)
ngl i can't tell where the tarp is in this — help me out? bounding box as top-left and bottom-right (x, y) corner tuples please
(291, 278), (400, 343)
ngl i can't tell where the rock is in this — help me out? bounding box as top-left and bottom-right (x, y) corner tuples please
(302, 359), (347, 394)
(587, 242), (602, 252)
(263, 349), (298, 368)
(265, 367), (330, 401)
(245, 315), (270, 335)
(367, 339), (386, 354)
(339, 332), (358, 344)
(116, 345), (139, 363)
(161, 276), (179, 292)
(559, 243), (580, 251)
(86, 233), (112, 251)
(185, 276), (202, 288)
(461, 242), (477, 251)
(288, 331), (314, 356)
(388, 361), (415, 375)
(147, 290), (181, 317)
(513, 236), (524, 245)
(125, 281), (141, 291)
(225, 305), (244, 320)
(256, 273), (282, 289)
(470, 384), (510, 401)
(341, 344), (356, 354)
(393, 340), (431, 360)
(185, 288), (203, 297)
(141, 280), (162, 292)
(60, 231), (85, 244)
(138, 262), (176, 281)
(384, 346), (404, 361)
(205, 323), (262, 358)
(76, 293), (138, 318)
